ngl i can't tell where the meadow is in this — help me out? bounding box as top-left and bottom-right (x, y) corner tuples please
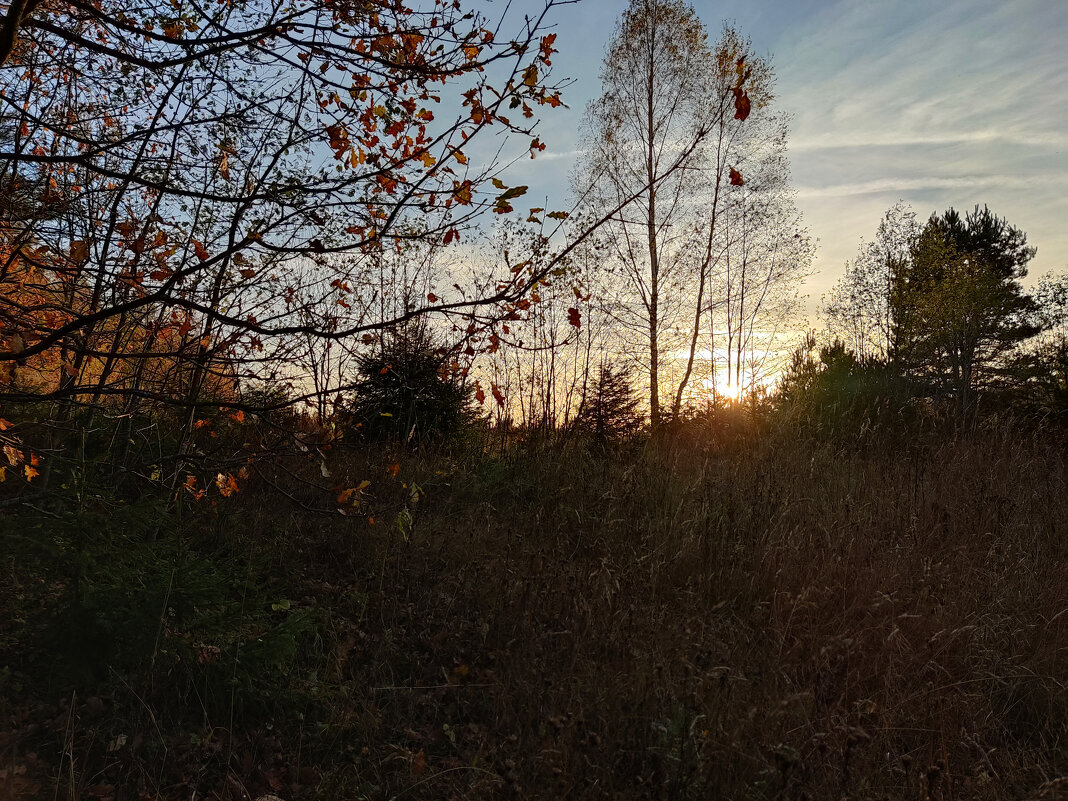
(2, 413), (1065, 800)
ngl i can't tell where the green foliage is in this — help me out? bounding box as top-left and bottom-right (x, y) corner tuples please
(349, 323), (473, 443)
(776, 334), (915, 437)
(825, 204), (1044, 424)
(899, 206), (1039, 410)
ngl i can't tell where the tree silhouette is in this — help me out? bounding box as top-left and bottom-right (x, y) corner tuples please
(350, 323), (471, 443)
(572, 362), (643, 443)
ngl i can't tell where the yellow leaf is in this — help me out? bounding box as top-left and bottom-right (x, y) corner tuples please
(24, 464), (38, 481)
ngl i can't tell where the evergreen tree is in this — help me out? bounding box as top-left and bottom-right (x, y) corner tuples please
(350, 324), (471, 442)
(572, 362), (644, 442)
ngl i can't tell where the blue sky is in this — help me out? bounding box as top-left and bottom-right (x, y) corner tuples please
(500, 0), (1068, 316)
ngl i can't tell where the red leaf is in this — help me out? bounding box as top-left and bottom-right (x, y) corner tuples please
(427, 292), (438, 303)
(567, 307), (581, 328)
(733, 89), (751, 121)
(729, 167), (744, 187)
(491, 384), (505, 407)
(193, 241), (210, 261)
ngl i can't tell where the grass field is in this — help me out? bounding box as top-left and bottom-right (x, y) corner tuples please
(1, 419), (1066, 800)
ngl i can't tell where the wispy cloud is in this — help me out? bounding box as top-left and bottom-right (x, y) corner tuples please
(797, 172), (1068, 199)
(791, 130), (1068, 153)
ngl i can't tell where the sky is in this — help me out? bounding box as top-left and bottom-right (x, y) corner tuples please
(498, 0), (1068, 320)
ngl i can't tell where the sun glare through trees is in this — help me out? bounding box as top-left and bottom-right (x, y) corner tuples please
(0, 0), (1066, 798)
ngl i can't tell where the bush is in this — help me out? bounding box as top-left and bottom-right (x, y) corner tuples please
(776, 335), (917, 439)
(349, 323), (473, 443)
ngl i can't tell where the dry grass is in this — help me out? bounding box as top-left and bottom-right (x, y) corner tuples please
(1, 422), (1066, 800)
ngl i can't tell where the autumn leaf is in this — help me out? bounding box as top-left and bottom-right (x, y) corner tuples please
(24, 464), (38, 481)
(497, 185), (528, 202)
(491, 384), (505, 407)
(387, 462), (400, 477)
(453, 180), (473, 204)
(70, 240), (89, 264)
(192, 241), (210, 261)
(567, 307), (582, 328)
(539, 33), (558, 63)
(412, 749), (427, 776)
(522, 64), (538, 87)
(729, 167), (744, 186)
(474, 382), (486, 404)
(733, 88), (751, 121)
(427, 292), (438, 303)
(337, 488), (355, 504)
(216, 472), (239, 497)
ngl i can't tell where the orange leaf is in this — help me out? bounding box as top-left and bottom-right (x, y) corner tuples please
(412, 749), (427, 776)
(427, 292), (438, 303)
(733, 89), (751, 121)
(491, 384), (505, 407)
(453, 180), (473, 205)
(386, 462), (400, 477)
(215, 472), (240, 497)
(24, 464), (38, 481)
(193, 241), (210, 261)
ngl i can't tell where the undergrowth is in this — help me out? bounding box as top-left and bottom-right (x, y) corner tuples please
(1, 422), (1066, 800)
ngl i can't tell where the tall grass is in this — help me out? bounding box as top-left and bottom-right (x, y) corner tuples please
(1, 421), (1065, 799)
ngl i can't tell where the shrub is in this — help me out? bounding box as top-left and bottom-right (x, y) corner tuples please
(349, 323), (473, 443)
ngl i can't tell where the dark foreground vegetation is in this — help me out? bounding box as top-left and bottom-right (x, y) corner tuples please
(2, 411), (1066, 801)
